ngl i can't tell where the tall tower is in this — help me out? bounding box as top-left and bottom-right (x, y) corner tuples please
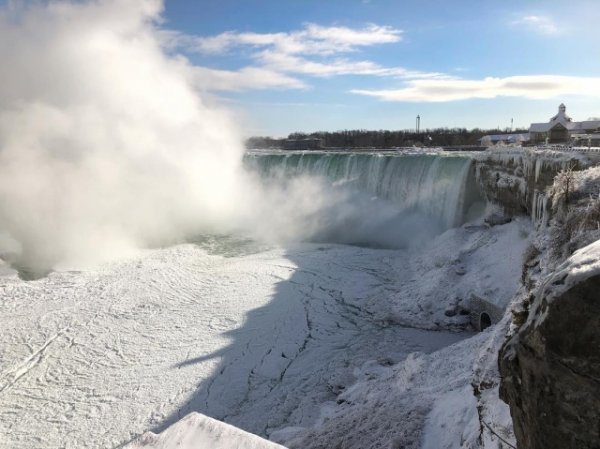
(550, 103), (571, 123)
(416, 115), (420, 134)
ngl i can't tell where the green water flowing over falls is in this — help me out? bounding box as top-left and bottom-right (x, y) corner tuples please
(245, 151), (485, 231)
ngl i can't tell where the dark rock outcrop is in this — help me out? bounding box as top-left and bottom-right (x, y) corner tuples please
(484, 212), (512, 227)
(499, 273), (600, 449)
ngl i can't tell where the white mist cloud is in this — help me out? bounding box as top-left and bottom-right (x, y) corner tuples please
(512, 15), (560, 35)
(240, 170), (442, 251)
(351, 75), (600, 102)
(0, 0), (248, 271)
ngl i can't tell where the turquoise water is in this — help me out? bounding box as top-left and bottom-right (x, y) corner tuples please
(245, 151), (484, 230)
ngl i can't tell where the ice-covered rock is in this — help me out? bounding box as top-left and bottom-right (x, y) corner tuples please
(475, 148), (587, 221)
(484, 212), (512, 227)
(499, 240), (600, 449)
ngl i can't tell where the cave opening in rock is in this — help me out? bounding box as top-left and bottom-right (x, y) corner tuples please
(480, 312), (492, 331)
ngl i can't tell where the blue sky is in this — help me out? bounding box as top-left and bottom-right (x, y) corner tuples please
(19, 0), (600, 137)
(160, 0), (600, 136)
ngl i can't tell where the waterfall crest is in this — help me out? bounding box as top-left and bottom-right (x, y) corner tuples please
(246, 151), (484, 232)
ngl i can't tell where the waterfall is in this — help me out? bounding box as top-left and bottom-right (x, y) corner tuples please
(532, 191), (550, 228)
(245, 151), (484, 232)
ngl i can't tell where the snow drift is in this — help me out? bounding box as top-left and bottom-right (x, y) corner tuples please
(127, 413), (285, 449)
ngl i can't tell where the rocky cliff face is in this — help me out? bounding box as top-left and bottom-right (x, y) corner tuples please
(493, 158), (600, 449)
(499, 242), (600, 449)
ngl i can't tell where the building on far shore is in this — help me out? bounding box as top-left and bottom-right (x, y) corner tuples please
(479, 133), (530, 146)
(529, 104), (600, 145)
(480, 104), (600, 147)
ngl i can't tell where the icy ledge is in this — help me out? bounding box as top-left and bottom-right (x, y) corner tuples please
(543, 238), (600, 298)
(125, 412), (285, 449)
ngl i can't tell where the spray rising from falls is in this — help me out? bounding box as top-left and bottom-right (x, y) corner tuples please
(0, 0), (246, 273)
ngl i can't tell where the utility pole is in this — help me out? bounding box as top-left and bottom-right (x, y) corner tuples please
(416, 115), (420, 134)
(510, 118), (513, 132)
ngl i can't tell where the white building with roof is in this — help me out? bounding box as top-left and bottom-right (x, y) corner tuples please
(529, 104), (600, 144)
(479, 133), (530, 146)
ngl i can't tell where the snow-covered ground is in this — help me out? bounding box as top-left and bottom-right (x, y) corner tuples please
(0, 218), (530, 449)
(388, 217), (531, 329)
(128, 413), (286, 449)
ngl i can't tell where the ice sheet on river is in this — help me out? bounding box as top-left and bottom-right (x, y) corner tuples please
(0, 241), (465, 448)
(0, 219), (530, 448)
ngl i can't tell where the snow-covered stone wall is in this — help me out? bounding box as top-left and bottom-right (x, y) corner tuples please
(474, 148), (587, 224)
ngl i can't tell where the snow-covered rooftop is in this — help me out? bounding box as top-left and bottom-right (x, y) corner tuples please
(529, 104), (600, 134)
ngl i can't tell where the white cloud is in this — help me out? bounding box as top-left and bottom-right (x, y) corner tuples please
(253, 49), (448, 80)
(351, 75), (600, 102)
(192, 66), (307, 91)
(257, 50), (385, 77)
(512, 15), (560, 35)
(162, 22), (449, 92)
(183, 23), (402, 56)
(160, 22), (426, 86)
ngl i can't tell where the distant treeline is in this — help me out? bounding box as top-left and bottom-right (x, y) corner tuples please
(245, 127), (528, 149)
